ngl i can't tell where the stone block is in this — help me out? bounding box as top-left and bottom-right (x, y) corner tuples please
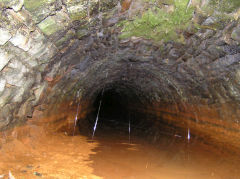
(10, 31), (31, 51)
(3, 68), (24, 87)
(38, 16), (64, 36)
(65, 0), (98, 20)
(0, 88), (16, 107)
(0, 0), (24, 11)
(24, 0), (57, 23)
(0, 28), (12, 45)
(0, 49), (12, 71)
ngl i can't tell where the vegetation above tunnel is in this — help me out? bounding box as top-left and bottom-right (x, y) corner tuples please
(118, 0), (240, 42)
(119, 0), (194, 42)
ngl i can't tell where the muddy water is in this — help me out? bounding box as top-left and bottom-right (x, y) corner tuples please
(88, 128), (240, 179)
(0, 118), (240, 178)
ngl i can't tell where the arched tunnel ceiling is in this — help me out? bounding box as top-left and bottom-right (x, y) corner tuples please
(0, 0), (239, 149)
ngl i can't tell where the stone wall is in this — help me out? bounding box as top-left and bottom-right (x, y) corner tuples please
(0, 0), (118, 129)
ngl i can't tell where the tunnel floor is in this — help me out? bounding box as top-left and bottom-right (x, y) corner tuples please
(0, 108), (240, 179)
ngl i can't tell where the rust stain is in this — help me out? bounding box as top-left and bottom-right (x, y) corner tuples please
(45, 64), (75, 90)
(121, 0), (132, 12)
(129, 101), (240, 153)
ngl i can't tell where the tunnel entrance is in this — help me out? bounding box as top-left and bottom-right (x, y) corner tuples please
(78, 84), (181, 142)
(94, 88), (129, 127)
(87, 87), (137, 138)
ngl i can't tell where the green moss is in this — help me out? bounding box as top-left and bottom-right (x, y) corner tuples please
(119, 0), (194, 42)
(69, 11), (88, 21)
(208, 0), (240, 13)
(38, 16), (63, 36)
(66, 0), (98, 21)
(24, 0), (55, 11)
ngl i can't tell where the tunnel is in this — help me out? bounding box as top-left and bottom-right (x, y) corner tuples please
(0, 0), (240, 178)
(92, 87), (130, 129)
(78, 81), (182, 143)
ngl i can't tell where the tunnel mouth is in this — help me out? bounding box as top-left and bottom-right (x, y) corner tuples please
(78, 84), (142, 137)
(92, 88), (129, 129)
(76, 82), (185, 145)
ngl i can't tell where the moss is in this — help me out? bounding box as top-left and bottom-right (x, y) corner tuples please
(66, 0), (99, 21)
(208, 0), (240, 13)
(24, 0), (55, 11)
(69, 11), (88, 21)
(38, 16), (63, 36)
(200, 0), (240, 18)
(99, 0), (118, 12)
(119, 0), (194, 42)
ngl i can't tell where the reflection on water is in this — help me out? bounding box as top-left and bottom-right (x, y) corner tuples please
(88, 128), (240, 179)
(0, 117), (240, 179)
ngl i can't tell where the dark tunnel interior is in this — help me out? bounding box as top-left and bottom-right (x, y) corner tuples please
(94, 89), (129, 124)
(78, 83), (181, 143)
(81, 86), (140, 137)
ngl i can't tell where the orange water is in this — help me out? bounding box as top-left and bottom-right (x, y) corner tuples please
(0, 119), (239, 179)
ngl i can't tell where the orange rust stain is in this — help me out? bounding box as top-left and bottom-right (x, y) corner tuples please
(121, 0), (132, 12)
(41, 65), (77, 101)
(45, 64), (75, 87)
(128, 101), (240, 153)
